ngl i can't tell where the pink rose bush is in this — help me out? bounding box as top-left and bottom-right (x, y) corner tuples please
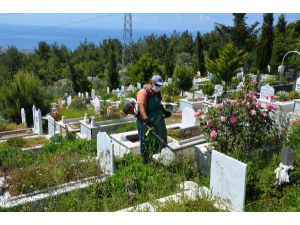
(198, 91), (279, 154)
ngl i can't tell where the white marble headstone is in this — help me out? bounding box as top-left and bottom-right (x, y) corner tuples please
(78, 92), (81, 97)
(91, 89), (95, 99)
(167, 78), (172, 84)
(34, 108), (43, 135)
(214, 85), (223, 96)
(107, 87), (110, 94)
(85, 92), (89, 99)
(260, 84), (275, 100)
(94, 96), (100, 109)
(32, 105), (36, 126)
(181, 107), (196, 128)
(293, 100), (300, 115)
(67, 95), (72, 106)
(21, 108), (26, 125)
(137, 82), (142, 89)
(97, 132), (114, 175)
(48, 116), (56, 137)
(210, 150), (247, 212)
(295, 78), (300, 93)
(121, 85), (125, 91)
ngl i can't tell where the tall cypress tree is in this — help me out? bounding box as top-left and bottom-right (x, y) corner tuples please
(107, 45), (119, 90)
(256, 13), (274, 73)
(271, 14), (288, 69)
(164, 40), (176, 78)
(232, 13), (248, 50)
(195, 31), (206, 75)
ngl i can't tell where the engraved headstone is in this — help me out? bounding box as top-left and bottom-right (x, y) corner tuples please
(97, 132), (114, 175)
(85, 92), (89, 99)
(214, 85), (223, 96)
(281, 147), (295, 167)
(67, 95), (72, 106)
(167, 78), (172, 84)
(137, 82), (142, 89)
(78, 92), (81, 97)
(48, 116), (56, 137)
(260, 84), (275, 100)
(293, 100), (300, 115)
(210, 150), (247, 212)
(91, 89), (95, 99)
(107, 87), (110, 94)
(34, 108), (43, 135)
(181, 107), (196, 128)
(121, 85), (125, 91)
(21, 108), (26, 126)
(295, 78), (300, 93)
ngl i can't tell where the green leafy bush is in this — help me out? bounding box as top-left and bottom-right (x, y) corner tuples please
(102, 93), (118, 101)
(276, 91), (289, 101)
(288, 91), (300, 100)
(69, 97), (86, 110)
(201, 82), (214, 96)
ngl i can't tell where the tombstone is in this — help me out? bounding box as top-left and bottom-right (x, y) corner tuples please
(66, 95), (72, 106)
(48, 116), (56, 137)
(295, 78), (300, 93)
(97, 132), (114, 175)
(237, 82), (243, 91)
(91, 116), (95, 127)
(137, 82), (142, 89)
(275, 148), (295, 185)
(84, 113), (89, 123)
(33, 108), (43, 135)
(32, 105), (36, 126)
(94, 96), (100, 109)
(81, 93), (84, 99)
(167, 78), (172, 84)
(181, 108), (196, 128)
(284, 65), (297, 80)
(128, 84), (134, 92)
(260, 84), (275, 100)
(293, 100), (300, 115)
(91, 89), (95, 100)
(21, 108), (27, 126)
(85, 92), (89, 99)
(78, 92), (81, 97)
(210, 150), (247, 212)
(107, 87), (110, 94)
(267, 65), (271, 73)
(51, 103), (57, 111)
(121, 85), (125, 92)
(214, 85), (223, 97)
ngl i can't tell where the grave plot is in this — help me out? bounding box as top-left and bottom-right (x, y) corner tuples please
(0, 136), (48, 152)
(3, 153), (219, 212)
(0, 137), (101, 209)
(78, 116), (136, 140)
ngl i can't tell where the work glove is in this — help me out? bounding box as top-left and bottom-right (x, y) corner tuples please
(144, 118), (154, 128)
(163, 108), (172, 118)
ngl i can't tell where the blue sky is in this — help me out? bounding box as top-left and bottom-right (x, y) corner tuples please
(0, 13), (299, 32)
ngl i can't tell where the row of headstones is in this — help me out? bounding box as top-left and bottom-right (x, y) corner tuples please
(20, 106), (43, 135)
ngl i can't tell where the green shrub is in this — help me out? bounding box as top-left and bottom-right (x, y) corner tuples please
(286, 124), (300, 157)
(69, 97), (86, 110)
(0, 71), (50, 124)
(276, 91), (289, 101)
(202, 82), (214, 96)
(102, 93), (118, 101)
(288, 91), (300, 100)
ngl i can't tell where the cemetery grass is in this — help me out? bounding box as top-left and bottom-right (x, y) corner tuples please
(0, 136), (48, 149)
(9, 154), (215, 212)
(1, 136), (100, 197)
(58, 107), (96, 119)
(243, 124), (300, 212)
(0, 122), (26, 132)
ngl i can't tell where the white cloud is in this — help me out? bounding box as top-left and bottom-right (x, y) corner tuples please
(198, 14), (213, 24)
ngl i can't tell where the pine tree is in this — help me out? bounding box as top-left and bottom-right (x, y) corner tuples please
(256, 13), (274, 73)
(207, 42), (247, 96)
(195, 31), (206, 75)
(107, 45), (119, 90)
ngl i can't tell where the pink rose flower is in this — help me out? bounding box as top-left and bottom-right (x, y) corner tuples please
(266, 103), (276, 110)
(250, 109), (256, 116)
(242, 99), (247, 105)
(215, 103), (223, 110)
(230, 99), (238, 106)
(230, 116), (238, 124)
(261, 112), (268, 117)
(206, 120), (213, 127)
(210, 130), (218, 138)
(256, 102), (261, 108)
(194, 110), (204, 117)
(270, 95), (276, 100)
(252, 96), (257, 101)
(220, 116), (226, 122)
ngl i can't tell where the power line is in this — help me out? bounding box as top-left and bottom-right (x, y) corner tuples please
(0, 13), (121, 39)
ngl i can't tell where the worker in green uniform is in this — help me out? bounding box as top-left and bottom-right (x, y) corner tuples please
(136, 75), (171, 163)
